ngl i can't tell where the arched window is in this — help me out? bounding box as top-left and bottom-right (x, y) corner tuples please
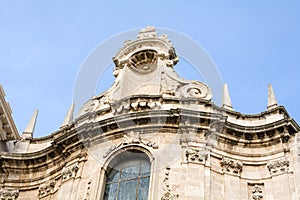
(103, 150), (151, 200)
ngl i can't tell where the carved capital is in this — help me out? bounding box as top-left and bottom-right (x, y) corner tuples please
(220, 157), (243, 175)
(62, 163), (80, 182)
(267, 158), (289, 175)
(39, 180), (55, 198)
(185, 147), (208, 164)
(0, 189), (19, 200)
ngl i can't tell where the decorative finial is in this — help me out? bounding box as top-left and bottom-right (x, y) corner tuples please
(137, 26), (157, 39)
(222, 83), (233, 110)
(21, 110), (38, 140)
(60, 103), (74, 128)
(267, 84), (278, 110)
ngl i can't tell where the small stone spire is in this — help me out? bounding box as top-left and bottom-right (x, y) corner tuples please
(222, 83), (233, 110)
(60, 103), (74, 128)
(21, 110), (38, 140)
(267, 84), (278, 110)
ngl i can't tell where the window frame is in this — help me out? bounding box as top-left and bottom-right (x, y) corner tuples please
(97, 145), (155, 200)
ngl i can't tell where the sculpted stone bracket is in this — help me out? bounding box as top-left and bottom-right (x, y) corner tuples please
(0, 188), (19, 200)
(62, 162), (80, 182)
(38, 180), (56, 198)
(103, 131), (158, 158)
(185, 147), (208, 164)
(220, 157), (243, 175)
(267, 158), (289, 175)
(161, 166), (179, 200)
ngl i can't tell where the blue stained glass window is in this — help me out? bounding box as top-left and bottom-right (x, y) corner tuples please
(103, 151), (151, 200)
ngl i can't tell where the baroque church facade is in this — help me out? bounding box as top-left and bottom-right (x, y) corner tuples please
(0, 27), (299, 200)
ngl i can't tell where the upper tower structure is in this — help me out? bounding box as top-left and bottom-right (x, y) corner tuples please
(78, 26), (212, 118)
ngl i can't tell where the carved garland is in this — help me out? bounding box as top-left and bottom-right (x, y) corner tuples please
(103, 132), (158, 158)
(161, 166), (179, 200)
(252, 185), (263, 200)
(82, 179), (92, 200)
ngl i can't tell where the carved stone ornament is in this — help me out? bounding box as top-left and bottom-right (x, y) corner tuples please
(220, 157), (243, 175)
(267, 158), (289, 175)
(161, 166), (179, 200)
(39, 180), (55, 198)
(0, 188), (19, 200)
(252, 185), (263, 200)
(180, 81), (211, 99)
(112, 100), (161, 115)
(128, 49), (158, 74)
(103, 131), (158, 158)
(82, 179), (92, 200)
(185, 147), (208, 164)
(137, 26), (157, 39)
(62, 163), (80, 182)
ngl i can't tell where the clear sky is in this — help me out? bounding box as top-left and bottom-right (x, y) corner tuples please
(1, 1), (299, 138)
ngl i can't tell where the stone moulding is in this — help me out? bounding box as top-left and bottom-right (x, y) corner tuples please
(38, 180), (55, 198)
(0, 188), (19, 200)
(62, 162), (80, 182)
(185, 147), (208, 164)
(267, 158), (289, 175)
(220, 157), (243, 175)
(161, 166), (179, 200)
(103, 131), (158, 158)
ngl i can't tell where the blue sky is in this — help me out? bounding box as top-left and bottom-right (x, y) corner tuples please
(1, 1), (300, 137)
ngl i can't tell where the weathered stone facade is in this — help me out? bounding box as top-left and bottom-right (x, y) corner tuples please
(0, 27), (299, 200)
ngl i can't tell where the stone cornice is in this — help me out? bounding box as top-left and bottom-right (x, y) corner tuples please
(0, 104), (298, 179)
(0, 127), (83, 175)
(1, 105), (296, 164)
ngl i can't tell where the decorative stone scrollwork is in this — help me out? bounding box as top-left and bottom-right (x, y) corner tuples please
(220, 157), (243, 175)
(39, 180), (55, 198)
(180, 81), (212, 100)
(161, 166), (179, 200)
(185, 147), (208, 164)
(103, 131), (158, 158)
(252, 185), (263, 200)
(267, 158), (289, 175)
(62, 163), (80, 182)
(0, 189), (19, 200)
